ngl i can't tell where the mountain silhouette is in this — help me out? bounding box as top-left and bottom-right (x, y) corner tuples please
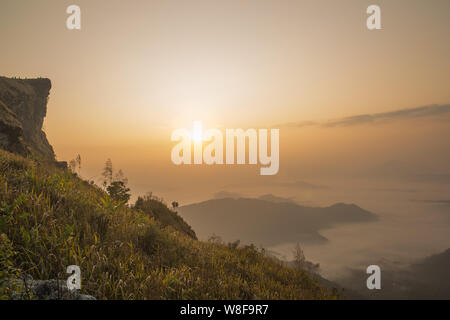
(179, 196), (377, 246)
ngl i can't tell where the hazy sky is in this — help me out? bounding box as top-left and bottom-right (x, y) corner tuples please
(1, 0), (450, 203)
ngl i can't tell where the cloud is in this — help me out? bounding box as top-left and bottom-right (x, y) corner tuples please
(420, 200), (450, 205)
(280, 120), (318, 128)
(370, 187), (418, 193)
(257, 194), (297, 203)
(279, 104), (450, 128)
(413, 173), (450, 184)
(277, 180), (329, 190)
(213, 190), (243, 199)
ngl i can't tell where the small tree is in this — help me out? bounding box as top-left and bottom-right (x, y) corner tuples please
(101, 158), (113, 188)
(76, 154), (81, 170)
(106, 181), (131, 203)
(208, 234), (222, 244)
(69, 154), (82, 175)
(101, 159), (131, 203)
(114, 169), (128, 185)
(293, 243), (306, 270)
(171, 201), (179, 210)
(292, 243), (320, 275)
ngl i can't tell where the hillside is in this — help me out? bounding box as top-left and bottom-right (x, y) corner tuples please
(179, 197), (377, 246)
(0, 76), (335, 300)
(0, 149), (336, 299)
(133, 194), (197, 240)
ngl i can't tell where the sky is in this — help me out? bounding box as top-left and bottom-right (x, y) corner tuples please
(1, 0), (450, 279)
(0, 0), (450, 203)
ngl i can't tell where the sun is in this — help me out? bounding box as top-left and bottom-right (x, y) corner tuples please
(192, 120), (203, 142)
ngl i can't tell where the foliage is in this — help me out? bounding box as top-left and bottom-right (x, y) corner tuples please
(106, 181), (131, 203)
(134, 194), (195, 239)
(293, 243), (320, 276)
(0, 150), (336, 300)
(0, 233), (21, 299)
(101, 158), (113, 188)
(68, 154), (81, 175)
(101, 159), (131, 203)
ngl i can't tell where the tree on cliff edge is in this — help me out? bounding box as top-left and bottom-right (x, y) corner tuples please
(101, 158), (131, 203)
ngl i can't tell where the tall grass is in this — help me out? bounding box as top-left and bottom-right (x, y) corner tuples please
(0, 150), (336, 300)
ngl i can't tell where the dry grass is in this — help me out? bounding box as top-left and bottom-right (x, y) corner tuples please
(0, 150), (336, 300)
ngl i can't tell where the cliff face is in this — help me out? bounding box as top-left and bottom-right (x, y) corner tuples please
(0, 77), (55, 160)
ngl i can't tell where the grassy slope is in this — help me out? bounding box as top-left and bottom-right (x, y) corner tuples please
(134, 195), (197, 240)
(0, 150), (335, 300)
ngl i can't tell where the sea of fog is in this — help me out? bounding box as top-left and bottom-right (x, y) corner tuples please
(266, 180), (450, 280)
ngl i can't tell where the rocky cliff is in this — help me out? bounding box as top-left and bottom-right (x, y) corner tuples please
(0, 76), (55, 160)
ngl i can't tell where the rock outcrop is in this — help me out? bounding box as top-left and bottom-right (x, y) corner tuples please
(7, 276), (96, 300)
(0, 76), (55, 160)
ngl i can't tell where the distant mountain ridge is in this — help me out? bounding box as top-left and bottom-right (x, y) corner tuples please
(179, 196), (377, 246)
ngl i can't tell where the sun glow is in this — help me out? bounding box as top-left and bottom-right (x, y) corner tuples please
(192, 120), (203, 142)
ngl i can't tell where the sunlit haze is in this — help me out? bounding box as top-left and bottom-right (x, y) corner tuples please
(1, 0), (450, 290)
